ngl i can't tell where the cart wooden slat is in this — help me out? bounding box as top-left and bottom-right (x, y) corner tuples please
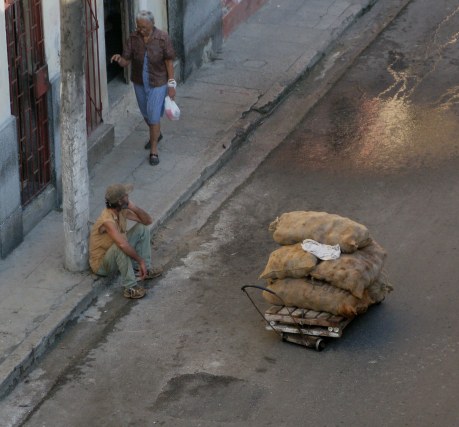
(264, 305), (354, 349)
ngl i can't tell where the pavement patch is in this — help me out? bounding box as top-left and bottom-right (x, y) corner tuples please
(151, 372), (264, 422)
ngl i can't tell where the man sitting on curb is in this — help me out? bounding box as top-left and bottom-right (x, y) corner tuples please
(89, 184), (162, 299)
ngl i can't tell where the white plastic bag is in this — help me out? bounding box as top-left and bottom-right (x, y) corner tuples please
(301, 239), (341, 260)
(165, 96), (180, 120)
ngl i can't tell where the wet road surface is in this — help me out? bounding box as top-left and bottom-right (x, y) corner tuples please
(299, 1), (459, 174)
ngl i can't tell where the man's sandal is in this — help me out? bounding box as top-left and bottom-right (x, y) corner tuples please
(144, 133), (163, 149)
(144, 266), (163, 279)
(149, 153), (159, 165)
(134, 266), (163, 281)
(123, 285), (146, 299)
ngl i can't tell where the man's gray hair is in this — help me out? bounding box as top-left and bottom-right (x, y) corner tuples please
(136, 10), (155, 25)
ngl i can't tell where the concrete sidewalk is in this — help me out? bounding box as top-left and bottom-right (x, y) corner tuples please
(0, 0), (393, 398)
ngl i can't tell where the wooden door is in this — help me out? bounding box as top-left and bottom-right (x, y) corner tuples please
(5, 0), (51, 205)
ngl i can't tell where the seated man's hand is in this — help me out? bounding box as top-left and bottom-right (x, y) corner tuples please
(136, 259), (147, 280)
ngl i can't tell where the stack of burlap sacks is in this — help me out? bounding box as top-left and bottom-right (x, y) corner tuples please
(260, 211), (393, 319)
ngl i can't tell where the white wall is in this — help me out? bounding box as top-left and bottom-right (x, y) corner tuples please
(42, 1), (109, 121)
(42, 0), (61, 80)
(96, 0), (109, 121)
(139, 0), (168, 31)
(0, 5), (12, 122)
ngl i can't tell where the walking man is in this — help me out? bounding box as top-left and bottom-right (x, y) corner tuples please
(89, 184), (162, 299)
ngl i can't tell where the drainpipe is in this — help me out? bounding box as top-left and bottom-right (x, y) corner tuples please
(60, 0), (90, 271)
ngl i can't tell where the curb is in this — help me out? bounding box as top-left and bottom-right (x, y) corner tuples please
(0, 277), (108, 399)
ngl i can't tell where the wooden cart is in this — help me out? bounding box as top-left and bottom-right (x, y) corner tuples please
(241, 285), (353, 351)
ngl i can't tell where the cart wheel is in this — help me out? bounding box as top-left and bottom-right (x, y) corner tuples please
(315, 338), (325, 352)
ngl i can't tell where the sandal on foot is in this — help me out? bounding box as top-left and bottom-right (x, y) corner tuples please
(123, 285), (146, 299)
(144, 133), (163, 149)
(149, 153), (160, 165)
(144, 266), (163, 280)
(135, 266), (163, 281)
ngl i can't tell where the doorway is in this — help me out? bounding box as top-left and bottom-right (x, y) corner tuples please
(104, 0), (124, 82)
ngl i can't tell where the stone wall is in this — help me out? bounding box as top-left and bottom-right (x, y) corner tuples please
(0, 116), (23, 258)
(168, 0), (223, 81)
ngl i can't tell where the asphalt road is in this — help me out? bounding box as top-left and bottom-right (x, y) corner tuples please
(7, 0), (459, 425)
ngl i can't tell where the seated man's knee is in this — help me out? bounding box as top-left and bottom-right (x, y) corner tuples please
(139, 223), (148, 234)
(132, 222), (150, 238)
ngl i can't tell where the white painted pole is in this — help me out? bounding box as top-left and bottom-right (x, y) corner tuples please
(60, 0), (90, 271)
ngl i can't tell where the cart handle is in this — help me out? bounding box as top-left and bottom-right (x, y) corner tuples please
(241, 284), (313, 344)
(241, 284), (286, 307)
(241, 284), (277, 296)
(240, 284), (286, 338)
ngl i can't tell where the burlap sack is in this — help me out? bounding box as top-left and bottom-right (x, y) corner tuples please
(310, 241), (387, 299)
(363, 275), (394, 305)
(259, 244), (318, 280)
(262, 278), (369, 318)
(269, 211), (371, 253)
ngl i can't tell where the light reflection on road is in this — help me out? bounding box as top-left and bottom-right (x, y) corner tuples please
(293, 4), (459, 175)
